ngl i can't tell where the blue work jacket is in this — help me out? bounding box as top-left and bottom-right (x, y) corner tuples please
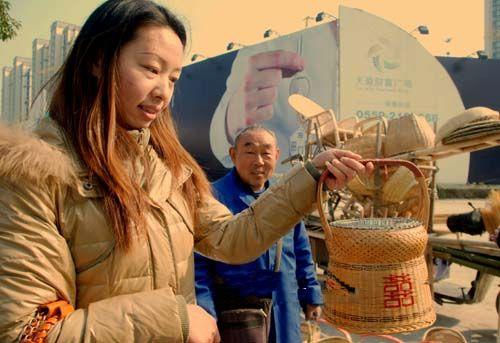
(195, 168), (323, 343)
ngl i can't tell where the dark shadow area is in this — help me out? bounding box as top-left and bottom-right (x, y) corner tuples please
(432, 313), (461, 327)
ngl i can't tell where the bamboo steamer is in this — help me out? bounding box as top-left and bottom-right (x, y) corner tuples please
(382, 166), (417, 203)
(384, 114), (435, 157)
(317, 159), (435, 334)
(343, 117), (387, 159)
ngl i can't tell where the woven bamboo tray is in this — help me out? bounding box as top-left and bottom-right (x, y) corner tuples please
(390, 132), (500, 162)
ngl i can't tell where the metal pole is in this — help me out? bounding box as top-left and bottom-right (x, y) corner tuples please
(428, 120), (439, 233)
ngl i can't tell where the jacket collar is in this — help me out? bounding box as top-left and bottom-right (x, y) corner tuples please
(33, 117), (192, 201)
(225, 168), (270, 207)
(0, 117), (77, 187)
(34, 117), (84, 173)
(33, 117), (153, 170)
(127, 128), (151, 152)
(148, 160), (192, 203)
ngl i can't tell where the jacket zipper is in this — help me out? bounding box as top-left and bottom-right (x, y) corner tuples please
(151, 202), (179, 292)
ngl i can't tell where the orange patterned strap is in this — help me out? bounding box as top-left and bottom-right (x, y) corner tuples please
(19, 300), (74, 343)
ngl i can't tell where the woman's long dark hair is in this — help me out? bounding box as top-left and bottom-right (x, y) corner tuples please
(49, 0), (210, 250)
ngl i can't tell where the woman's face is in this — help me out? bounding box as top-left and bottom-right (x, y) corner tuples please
(116, 25), (183, 130)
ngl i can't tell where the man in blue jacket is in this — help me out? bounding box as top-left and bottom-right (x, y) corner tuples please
(195, 125), (323, 342)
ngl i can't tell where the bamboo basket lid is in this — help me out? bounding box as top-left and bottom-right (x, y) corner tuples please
(436, 106), (499, 143)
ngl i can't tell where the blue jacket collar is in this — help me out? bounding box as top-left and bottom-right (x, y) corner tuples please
(226, 168), (270, 207)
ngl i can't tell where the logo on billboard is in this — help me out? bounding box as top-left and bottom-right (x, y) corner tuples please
(367, 38), (400, 72)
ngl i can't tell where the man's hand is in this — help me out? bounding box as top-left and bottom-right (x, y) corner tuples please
(186, 304), (220, 343)
(305, 304), (322, 321)
(311, 149), (374, 190)
(226, 50), (305, 143)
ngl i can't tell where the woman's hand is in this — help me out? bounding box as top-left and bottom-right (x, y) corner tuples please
(311, 149), (374, 190)
(186, 304), (220, 343)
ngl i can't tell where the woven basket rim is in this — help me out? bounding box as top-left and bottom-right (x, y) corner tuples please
(331, 217), (421, 230)
(422, 326), (467, 343)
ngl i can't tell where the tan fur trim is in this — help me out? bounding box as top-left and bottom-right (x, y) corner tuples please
(0, 123), (76, 186)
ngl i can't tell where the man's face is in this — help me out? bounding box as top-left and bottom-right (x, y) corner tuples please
(230, 130), (280, 192)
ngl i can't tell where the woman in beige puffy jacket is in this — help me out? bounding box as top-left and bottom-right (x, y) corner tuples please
(0, 1), (371, 342)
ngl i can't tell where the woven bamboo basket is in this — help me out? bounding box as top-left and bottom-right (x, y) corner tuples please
(317, 159), (435, 334)
(421, 327), (467, 343)
(343, 117), (387, 159)
(347, 174), (378, 197)
(301, 320), (354, 343)
(384, 114), (435, 157)
(347, 164), (418, 204)
(382, 166), (417, 203)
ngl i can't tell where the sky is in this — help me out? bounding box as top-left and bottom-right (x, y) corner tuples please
(1, 0), (485, 88)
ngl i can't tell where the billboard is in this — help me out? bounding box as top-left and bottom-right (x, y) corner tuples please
(173, 22), (339, 179)
(338, 6), (466, 183)
(173, 7), (497, 184)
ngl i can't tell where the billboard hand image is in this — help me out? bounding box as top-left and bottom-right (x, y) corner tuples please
(225, 50), (305, 144)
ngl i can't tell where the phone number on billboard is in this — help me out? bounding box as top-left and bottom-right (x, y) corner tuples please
(355, 110), (438, 123)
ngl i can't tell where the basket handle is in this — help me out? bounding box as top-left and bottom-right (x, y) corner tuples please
(316, 159), (430, 241)
(316, 318), (353, 342)
(360, 335), (404, 343)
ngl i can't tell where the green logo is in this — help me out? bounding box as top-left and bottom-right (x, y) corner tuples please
(367, 38), (400, 72)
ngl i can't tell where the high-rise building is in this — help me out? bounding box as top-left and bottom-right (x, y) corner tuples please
(32, 38), (50, 97)
(49, 21), (80, 79)
(49, 21), (66, 77)
(485, 0), (500, 59)
(11, 57), (32, 124)
(1, 67), (13, 123)
(63, 24), (80, 59)
(0, 20), (81, 126)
